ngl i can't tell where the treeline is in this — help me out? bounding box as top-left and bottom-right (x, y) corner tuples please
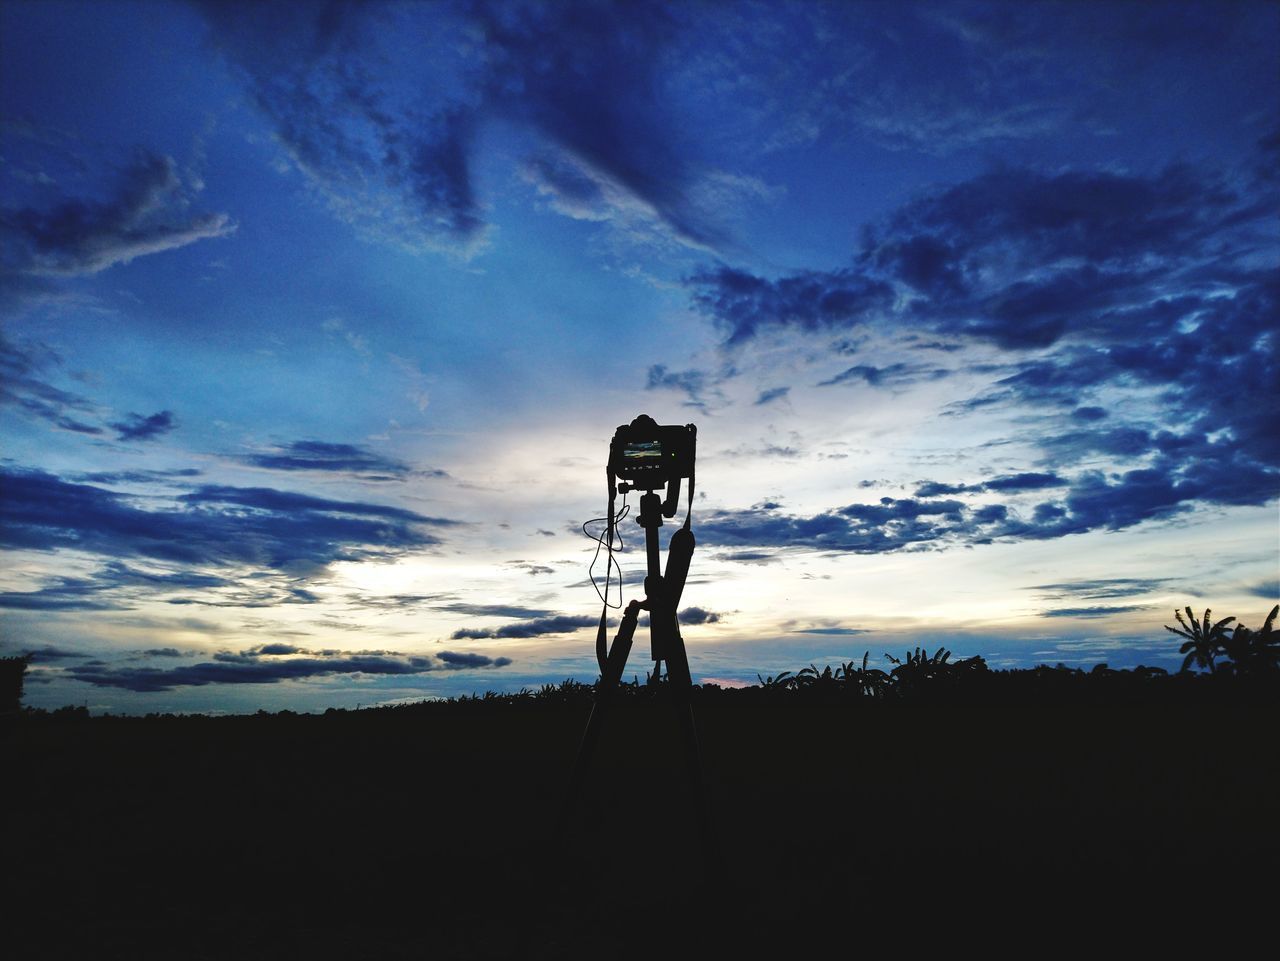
(8, 605), (1277, 721)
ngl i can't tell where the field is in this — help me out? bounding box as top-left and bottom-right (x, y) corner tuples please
(6, 680), (1278, 958)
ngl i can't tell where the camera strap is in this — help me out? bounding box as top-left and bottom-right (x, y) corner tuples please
(596, 481), (616, 673)
(684, 462), (694, 531)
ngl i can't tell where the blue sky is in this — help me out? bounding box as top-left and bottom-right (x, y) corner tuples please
(2, 0), (1277, 713)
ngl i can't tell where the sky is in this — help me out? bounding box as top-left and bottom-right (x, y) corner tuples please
(2, 0), (1277, 714)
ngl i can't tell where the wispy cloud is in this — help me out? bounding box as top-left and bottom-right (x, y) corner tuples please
(451, 614), (601, 640)
(1, 151), (232, 280)
(236, 440), (442, 481)
(62, 643), (512, 692)
(110, 410), (175, 442)
(0, 468), (459, 573)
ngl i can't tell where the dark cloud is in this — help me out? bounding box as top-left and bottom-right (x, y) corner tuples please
(110, 410), (176, 442)
(1039, 605), (1148, 618)
(687, 151), (1278, 536)
(0, 572), (124, 612)
(466, 0), (713, 247)
(817, 363), (949, 389)
(698, 452), (1277, 554)
(981, 472), (1065, 492)
(1031, 578), (1174, 601)
(237, 440), (434, 481)
(687, 264), (893, 345)
(678, 607), (721, 625)
(790, 626), (869, 636)
(450, 614), (600, 640)
(142, 648), (184, 658)
(692, 161), (1274, 353)
(0, 591), (117, 612)
(71, 469), (203, 484)
(0, 562), (248, 614)
(645, 364), (731, 411)
(1, 150), (233, 280)
(1245, 579), (1279, 600)
(0, 333), (102, 433)
(754, 387), (790, 406)
(14, 645), (90, 662)
(913, 481), (969, 498)
(255, 643), (302, 655)
(0, 467), (455, 571)
(436, 650), (511, 669)
(64, 644), (512, 692)
(1039, 427), (1153, 463)
(192, 0), (723, 252)
(719, 550), (780, 564)
(435, 603), (554, 619)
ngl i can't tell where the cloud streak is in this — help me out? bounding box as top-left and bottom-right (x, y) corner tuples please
(0, 468), (459, 572)
(1, 151), (232, 280)
(236, 440), (439, 481)
(63, 643), (512, 692)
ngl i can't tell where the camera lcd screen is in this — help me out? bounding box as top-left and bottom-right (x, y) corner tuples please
(622, 440), (663, 464)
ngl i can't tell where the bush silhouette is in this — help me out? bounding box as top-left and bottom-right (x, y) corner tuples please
(0, 654), (31, 714)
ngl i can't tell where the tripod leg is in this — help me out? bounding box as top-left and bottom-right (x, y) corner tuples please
(559, 600), (640, 835)
(664, 629), (722, 874)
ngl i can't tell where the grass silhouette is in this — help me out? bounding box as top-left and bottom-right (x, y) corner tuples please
(4, 605), (1277, 956)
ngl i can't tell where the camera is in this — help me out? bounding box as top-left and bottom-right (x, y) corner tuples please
(609, 415), (695, 487)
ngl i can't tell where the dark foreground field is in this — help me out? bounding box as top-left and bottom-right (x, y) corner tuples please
(6, 690), (1279, 958)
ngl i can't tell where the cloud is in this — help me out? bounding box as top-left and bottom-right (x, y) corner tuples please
(12, 645), (91, 662)
(915, 472), (1068, 498)
(1, 150), (233, 281)
(63, 644), (512, 692)
(754, 387), (789, 406)
(645, 363), (735, 411)
(237, 440), (434, 480)
(1030, 578), (1174, 601)
(71, 469), (203, 484)
(678, 607), (721, 625)
(450, 614), (600, 640)
(192, 0), (729, 254)
(789, 627), (869, 636)
(718, 550), (780, 564)
(696, 453), (1277, 555)
(687, 264), (893, 345)
(435, 603), (554, 619)
(1039, 605), (1148, 618)
(817, 363), (949, 389)
(685, 150), (1279, 537)
(981, 472), (1066, 493)
(0, 467), (457, 572)
(110, 410), (176, 442)
(0, 561), (262, 614)
(1245, 579), (1279, 600)
(0, 333), (103, 433)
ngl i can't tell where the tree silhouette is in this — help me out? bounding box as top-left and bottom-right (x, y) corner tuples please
(1165, 607), (1235, 673)
(0, 654), (31, 714)
(836, 653), (891, 698)
(1218, 604), (1280, 677)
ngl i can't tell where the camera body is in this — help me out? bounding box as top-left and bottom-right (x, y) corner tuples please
(608, 414), (696, 517)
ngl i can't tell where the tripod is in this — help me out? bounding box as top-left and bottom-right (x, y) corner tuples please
(562, 428), (717, 867)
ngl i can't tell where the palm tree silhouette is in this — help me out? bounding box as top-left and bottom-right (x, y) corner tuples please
(1164, 607), (1235, 673)
(1218, 604), (1280, 676)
